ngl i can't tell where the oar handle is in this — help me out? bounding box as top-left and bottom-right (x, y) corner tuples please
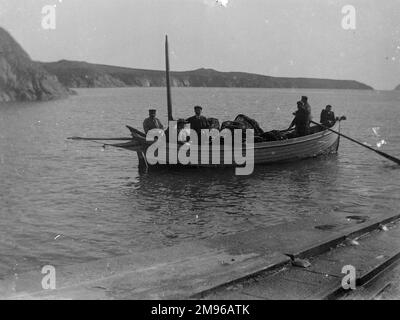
(67, 137), (133, 141)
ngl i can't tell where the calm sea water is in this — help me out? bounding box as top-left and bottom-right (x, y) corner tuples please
(1, 87), (400, 276)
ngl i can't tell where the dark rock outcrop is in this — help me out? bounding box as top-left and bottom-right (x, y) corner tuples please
(41, 61), (374, 90)
(0, 27), (70, 102)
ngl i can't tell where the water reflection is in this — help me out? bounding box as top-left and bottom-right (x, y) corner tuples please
(2, 87), (400, 275)
(122, 155), (343, 241)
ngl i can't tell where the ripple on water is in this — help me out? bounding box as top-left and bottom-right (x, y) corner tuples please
(1, 87), (400, 276)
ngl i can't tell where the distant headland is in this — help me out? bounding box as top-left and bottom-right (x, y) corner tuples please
(40, 60), (374, 91)
(0, 26), (374, 103)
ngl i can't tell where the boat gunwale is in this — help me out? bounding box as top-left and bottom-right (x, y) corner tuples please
(161, 122), (340, 151)
(110, 122), (340, 152)
(253, 122), (339, 149)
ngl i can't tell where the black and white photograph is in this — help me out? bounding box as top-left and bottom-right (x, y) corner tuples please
(1, 0), (400, 307)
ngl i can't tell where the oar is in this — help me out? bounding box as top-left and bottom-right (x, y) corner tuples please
(67, 137), (133, 141)
(310, 120), (400, 165)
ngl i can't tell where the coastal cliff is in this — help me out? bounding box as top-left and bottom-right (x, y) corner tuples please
(0, 24), (373, 98)
(41, 60), (374, 90)
(0, 27), (69, 102)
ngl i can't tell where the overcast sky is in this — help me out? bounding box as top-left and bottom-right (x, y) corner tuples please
(1, 0), (399, 89)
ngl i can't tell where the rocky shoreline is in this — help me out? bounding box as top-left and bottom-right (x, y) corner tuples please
(0, 27), (70, 103)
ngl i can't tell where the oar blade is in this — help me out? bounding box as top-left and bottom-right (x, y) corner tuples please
(375, 149), (400, 165)
(310, 120), (400, 166)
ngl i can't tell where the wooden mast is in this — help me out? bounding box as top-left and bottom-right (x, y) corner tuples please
(165, 35), (173, 121)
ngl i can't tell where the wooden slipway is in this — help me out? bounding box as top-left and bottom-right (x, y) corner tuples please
(1, 211), (399, 299)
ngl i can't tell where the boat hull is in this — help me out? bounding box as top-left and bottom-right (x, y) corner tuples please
(124, 122), (341, 170)
(251, 123), (340, 165)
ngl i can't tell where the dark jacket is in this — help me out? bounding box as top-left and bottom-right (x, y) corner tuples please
(320, 109), (336, 127)
(290, 108), (309, 136)
(186, 115), (209, 136)
(143, 117), (164, 133)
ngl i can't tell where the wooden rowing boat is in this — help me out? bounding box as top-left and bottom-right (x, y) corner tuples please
(104, 36), (341, 171)
(106, 121), (341, 171)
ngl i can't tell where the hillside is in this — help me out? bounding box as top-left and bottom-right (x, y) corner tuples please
(0, 27), (70, 102)
(41, 60), (374, 90)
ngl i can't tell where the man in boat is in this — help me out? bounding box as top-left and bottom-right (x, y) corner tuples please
(320, 105), (336, 128)
(301, 96), (312, 127)
(186, 106), (210, 142)
(143, 109), (164, 134)
(288, 101), (309, 137)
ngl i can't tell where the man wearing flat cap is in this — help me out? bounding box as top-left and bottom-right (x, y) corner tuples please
(143, 109), (164, 134)
(186, 105), (209, 140)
